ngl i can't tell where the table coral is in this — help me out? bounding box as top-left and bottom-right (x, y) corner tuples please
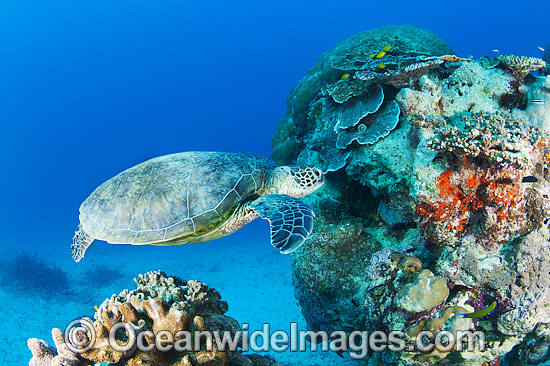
(497, 55), (546, 81)
(356, 56), (447, 88)
(335, 101), (400, 148)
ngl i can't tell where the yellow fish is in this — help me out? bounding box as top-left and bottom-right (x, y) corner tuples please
(94, 306), (99, 311)
(382, 45), (392, 51)
(375, 51), (386, 59)
(368, 53), (375, 58)
(376, 64), (386, 69)
(341, 73), (351, 80)
(461, 301), (496, 319)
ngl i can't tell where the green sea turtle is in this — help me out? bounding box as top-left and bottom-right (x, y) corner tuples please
(71, 151), (324, 262)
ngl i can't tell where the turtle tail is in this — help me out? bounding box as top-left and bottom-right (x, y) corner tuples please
(71, 224), (94, 262)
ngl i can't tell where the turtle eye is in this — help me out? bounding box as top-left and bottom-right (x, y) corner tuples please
(312, 168), (323, 180)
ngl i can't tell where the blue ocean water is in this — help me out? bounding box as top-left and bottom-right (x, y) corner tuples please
(0, 0), (549, 364)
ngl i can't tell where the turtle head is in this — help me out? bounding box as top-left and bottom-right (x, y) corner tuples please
(268, 166), (324, 198)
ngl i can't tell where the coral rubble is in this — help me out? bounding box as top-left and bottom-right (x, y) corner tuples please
(272, 25), (550, 365)
(27, 271), (281, 366)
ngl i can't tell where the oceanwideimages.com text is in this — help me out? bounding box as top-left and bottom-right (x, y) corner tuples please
(66, 319), (486, 360)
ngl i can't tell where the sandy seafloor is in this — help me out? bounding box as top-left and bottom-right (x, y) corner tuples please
(0, 222), (356, 365)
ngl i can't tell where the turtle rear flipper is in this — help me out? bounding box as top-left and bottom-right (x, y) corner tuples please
(250, 194), (314, 254)
(71, 224), (94, 262)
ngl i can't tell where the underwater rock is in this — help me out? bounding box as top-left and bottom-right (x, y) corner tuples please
(26, 271), (281, 366)
(498, 227), (550, 336)
(542, 45), (550, 75)
(397, 61), (518, 117)
(435, 235), (515, 289)
(273, 25), (550, 366)
(395, 269), (449, 312)
(513, 75), (550, 132)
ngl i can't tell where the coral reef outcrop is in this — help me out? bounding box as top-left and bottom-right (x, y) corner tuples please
(271, 24), (454, 171)
(27, 271), (281, 366)
(273, 25), (550, 365)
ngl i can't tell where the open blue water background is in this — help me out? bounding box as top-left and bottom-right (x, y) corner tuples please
(0, 1), (548, 364)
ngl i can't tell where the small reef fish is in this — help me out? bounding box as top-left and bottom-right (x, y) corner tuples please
(491, 49), (500, 53)
(496, 177), (514, 184)
(497, 176), (538, 184)
(368, 53), (375, 58)
(376, 64), (386, 69)
(521, 176), (538, 183)
(94, 305), (99, 311)
(375, 51), (386, 59)
(458, 301), (496, 319)
(530, 99), (545, 105)
(539, 46), (546, 52)
(391, 221), (417, 231)
(340, 73), (351, 80)
(381, 45), (392, 51)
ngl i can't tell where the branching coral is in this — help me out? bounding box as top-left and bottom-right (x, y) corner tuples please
(497, 55), (546, 81)
(425, 112), (541, 169)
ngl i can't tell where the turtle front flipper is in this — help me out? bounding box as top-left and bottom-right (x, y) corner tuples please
(71, 224), (95, 262)
(250, 194), (314, 254)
